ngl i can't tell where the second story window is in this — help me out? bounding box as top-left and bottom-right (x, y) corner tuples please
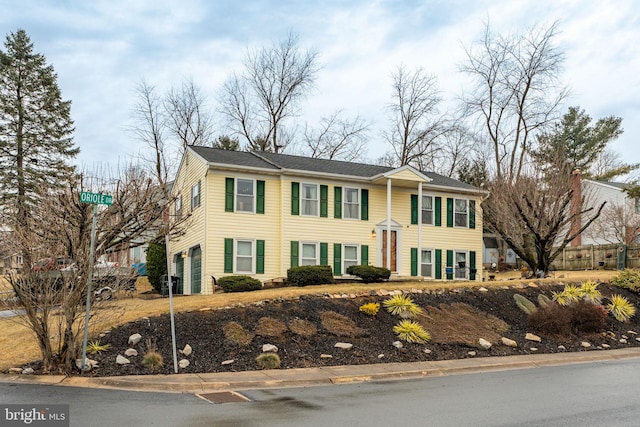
(343, 187), (360, 219)
(301, 183), (319, 216)
(236, 179), (255, 213)
(454, 198), (468, 227)
(422, 195), (434, 225)
(191, 181), (201, 210)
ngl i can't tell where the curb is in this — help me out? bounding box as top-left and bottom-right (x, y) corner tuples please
(3, 348), (640, 394)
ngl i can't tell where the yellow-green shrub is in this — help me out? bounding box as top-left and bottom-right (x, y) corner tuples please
(393, 320), (431, 344)
(607, 294), (637, 322)
(359, 302), (380, 316)
(383, 294), (423, 318)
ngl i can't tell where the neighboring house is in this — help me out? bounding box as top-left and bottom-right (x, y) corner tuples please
(575, 176), (640, 246)
(168, 146), (486, 294)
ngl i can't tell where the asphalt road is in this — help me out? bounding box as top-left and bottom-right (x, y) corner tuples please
(2, 358), (640, 426)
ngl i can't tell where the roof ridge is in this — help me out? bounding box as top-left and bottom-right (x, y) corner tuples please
(250, 151), (282, 169)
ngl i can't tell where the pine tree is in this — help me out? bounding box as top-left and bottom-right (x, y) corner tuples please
(0, 29), (78, 229)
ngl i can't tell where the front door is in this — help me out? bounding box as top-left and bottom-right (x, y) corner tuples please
(175, 254), (184, 294)
(382, 230), (397, 272)
(190, 246), (201, 294)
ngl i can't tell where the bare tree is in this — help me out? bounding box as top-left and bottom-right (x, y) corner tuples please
(301, 110), (368, 161)
(417, 125), (477, 177)
(589, 146), (639, 182)
(7, 166), (170, 373)
(483, 157), (605, 274)
(219, 32), (319, 153)
(383, 65), (449, 167)
(164, 78), (214, 150)
(461, 21), (568, 181)
(583, 202), (640, 245)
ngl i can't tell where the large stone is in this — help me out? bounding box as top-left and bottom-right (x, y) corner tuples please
(221, 359), (235, 366)
(124, 348), (138, 357)
(128, 333), (142, 346)
(525, 333), (542, 342)
(581, 341), (592, 348)
(392, 341), (403, 349)
(22, 368), (34, 375)
(116, 355), (130, 365)
(468, 351), (477, 357)
(180, 344), (193, 356)
(179, 359), (190, 369)
(262, 344), (278, 353)
(501, 337), (518, 348)
(334, 342), (353, 350)
(75, 358), (98, 370)
(478, 338), (492, 350)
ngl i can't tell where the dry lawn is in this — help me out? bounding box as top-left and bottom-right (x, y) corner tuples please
(0, 270), (619, 370)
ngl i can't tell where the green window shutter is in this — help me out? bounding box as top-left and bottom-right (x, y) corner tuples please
(361, 189), (369, 221)
(469, 200), (476, 229)
(224, 238), (233, 273)
(333, 243), (341, 275)
(411, 248), (418, 276)
(435, 197), (442, 226)
(225, 178), (234, 212)
(320, 185), (328, 217)
(446, 198), (453, 227)
(411, 195), (418, 225)
(291, 182), (299, 215)
(290, 241), (299, 268)
(435, 249), (442, 279)
(256, 180), (265, 214)
(446, 250), (453, 280)
(256, 240), (265, 274)
(334, 187), (342, 218)
(469, 251), (476, 280)
(361, 245), (368, 265)
(320, 243), (328, 265)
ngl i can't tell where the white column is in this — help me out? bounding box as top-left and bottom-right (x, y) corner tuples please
(387, 178), (392, 270)
(418, 182), (422, 277)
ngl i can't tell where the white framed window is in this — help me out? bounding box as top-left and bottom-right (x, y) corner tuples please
(236, 178), (255, 213)
(455, 251), (467, 279)
(343, 187), (360, 219)
(422, 195), (434, 225)
(343, 244), (359, 274)
(301, 183), (319, 216)
(16, 255), (23, 265)
(175, 195), (182, 219)
(301, 242), (319, 266)
(191, 181), (201, 209)
(235, 239), (255, 274)
(421, 249), (433, 278)
(454, 198), (468, 227)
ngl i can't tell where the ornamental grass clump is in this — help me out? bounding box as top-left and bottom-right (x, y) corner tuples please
(86, 340), (111, 355)
(141, 339), (163, 371)
(607, 294), (637, 323)
(359, 302), (380, 316)
(578, 281), (602, 304)
(611, 269), (640, 293)
(383, 294), (423, 318)
(393, 320), (431, 344)
(552, 284), (582, 306)
(256, 353), (281, 369)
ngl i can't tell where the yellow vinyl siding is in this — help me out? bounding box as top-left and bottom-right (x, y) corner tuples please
(385, 168), (426, 182)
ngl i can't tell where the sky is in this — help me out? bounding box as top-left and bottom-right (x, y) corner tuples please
(2, 0), (639, 175)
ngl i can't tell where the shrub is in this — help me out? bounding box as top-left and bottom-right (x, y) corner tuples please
(393, 320), (431, 343)
(345, 265), (391, 283)
(513, 294), (537, 315)
(579, 281), (602, 304)
(569, 300), (608, 333)
(256, 353), (281, 369)
(222, 321), (255, 346)
(359, 302), (380, 316)
(552, 284), (582, 306)
(527, 304), (572, 336)
(86, 340), (111, 355)
(142, 350), (163, 371)
(320, 311), (365, 337)
(383, 294), (423, 318)
(607, 294), (637, 322)
(218, 275), (262, 293)
(255, 317), (288, 337)
(289, 319), (317, 337)
(612, 269), (640, 293)
(146, 240), (167, 293)
(287, 265), (335, 287)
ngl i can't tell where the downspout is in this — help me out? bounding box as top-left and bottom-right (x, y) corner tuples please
(418, 182), (423, 277)
(387, 178), (392, 270)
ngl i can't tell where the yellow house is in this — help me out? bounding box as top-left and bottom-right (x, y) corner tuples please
(169, 146), (487, 294)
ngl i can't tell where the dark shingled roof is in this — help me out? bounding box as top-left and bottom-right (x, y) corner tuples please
(188, 146), (480, 192)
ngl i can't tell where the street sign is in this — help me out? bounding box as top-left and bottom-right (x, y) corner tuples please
(80, 191), (113, 205)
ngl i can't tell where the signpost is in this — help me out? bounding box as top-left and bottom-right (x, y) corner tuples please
(79, 192), (112, 371)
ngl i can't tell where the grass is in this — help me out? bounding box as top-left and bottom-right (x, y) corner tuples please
(0, 270), (619, 371)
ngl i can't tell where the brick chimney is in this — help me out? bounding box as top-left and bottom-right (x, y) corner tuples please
(570, 169), (582, 247)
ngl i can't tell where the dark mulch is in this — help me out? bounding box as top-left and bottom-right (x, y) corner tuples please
(68, 282), (640, 377)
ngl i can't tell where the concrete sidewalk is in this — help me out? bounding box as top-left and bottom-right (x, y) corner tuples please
(2, 348), (640, 394)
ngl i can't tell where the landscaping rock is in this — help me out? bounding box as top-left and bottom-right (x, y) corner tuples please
(179, 359), (190, 369)
(620, 338), (628, 344)
(116, 355), (130, 365)
(22, 368), (34, 375)
(558, 345), (567, 351)
(262, 344), (278, 353)
(335, 342), (353, 350)
(124, 348), (138, 357)
(602, 344), (610, 348)
(581, 342), (591, 348)
(627, 330), (638, 335)
(468, 351), (477, 357)
(392, 341), (403, 349)
(478, 338), (492, 350)
(75, 358), (98, 370)
(424, 348), (432, 354)
(180, 344), (192, 356)
(501, 337), (517, 348)
(221, 359), (235, 365)
(8, 368), (22, 374)
(478, 287), (488, 292)
(525, 333), (542, 342)
(378, 354), (384, 359)
(128, 333), (142, 346)
(320, 354), (332, 358)
(530, 347), (538, 352)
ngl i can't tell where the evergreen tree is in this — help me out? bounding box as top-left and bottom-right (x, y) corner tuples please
(0, 29), (78, 228)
